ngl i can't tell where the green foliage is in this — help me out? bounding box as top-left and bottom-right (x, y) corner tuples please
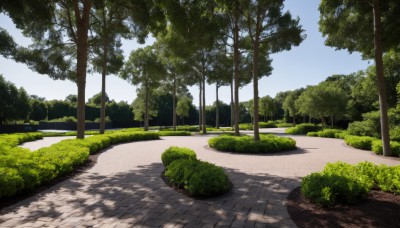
(239, 123), (253, 130)
(302, 161), (400, 207)
(161, 146), (196, 167)
(371, 141), (400, 156)
(375, 166), (400, 194)
(208, 134), (296, 154)
(157, 131), (191, 136)
(347, 111), (381, 138)
(48, 116), (77, 123)
(306, 129), (343, 138)
(285, 123), (323, 135)
(0, 131), (160, 199)
(301, 162), (373, 207)
(164, 159), (231, 197)
(344, 135), (378, 150)
(276, 123), (294, 128)
(259, 121), (277, 128)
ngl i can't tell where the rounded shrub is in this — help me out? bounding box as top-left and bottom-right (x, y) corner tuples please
(344, 135), (378, 150)
(161, 146), (197, 167)
(301, 162), (373, 207)
(239, 123), (253, 130)
(371, 140), (400, 156)
(285, 123), (322, 135)
(208, 134), (296, 154)
(259, 121), (277, 128)
(165, 159), (231, 197)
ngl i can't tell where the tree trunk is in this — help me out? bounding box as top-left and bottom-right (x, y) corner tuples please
(74, 0), (92, 139)
(216, 82), (219, 129)
(144, 79), (149, 131)
(99, 39), (108, 134)
(230, 77), (234, 128)
(233, 13), (240, 136)
(373, 0), (391, 156)
(172, 73), (177, 131)
(202, 74), (207, 134)
(331, 115), (334, 127)
(199, 80), (202, 131)
(252, 39), (260, 141)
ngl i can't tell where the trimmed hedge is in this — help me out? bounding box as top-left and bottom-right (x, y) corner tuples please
(163, 150), (231, 197)
(306, 129), (343, 138)
(285, 123), (323, 135)
(158, 131), (192, 136)
(371, 141), (400, 156)
(0, 132), (44, 147)
(208, 134), (296, 154)
(301, 161), (400, 207)
(161, 146), (197, 167)
(259, 121), (277, 128)
(0, 131), (160, 199)
(239, 123), (253, 130)
(344, 135), (378, 150)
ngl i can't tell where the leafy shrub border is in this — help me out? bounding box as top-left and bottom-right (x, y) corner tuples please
(301, 161), (400, 207)
(0, 131), (177, 199)
(208, 134), (296, 154)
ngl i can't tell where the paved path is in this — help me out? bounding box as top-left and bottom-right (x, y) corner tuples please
(1, 129), (399, 227)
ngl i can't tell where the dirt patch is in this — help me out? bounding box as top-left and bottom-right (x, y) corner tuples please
(287, 187), (400, 227)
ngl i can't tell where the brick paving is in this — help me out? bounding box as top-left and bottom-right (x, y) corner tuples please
(1, 129), (399, 227)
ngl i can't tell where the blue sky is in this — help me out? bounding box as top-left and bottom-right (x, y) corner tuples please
(0, 0), (370, 105)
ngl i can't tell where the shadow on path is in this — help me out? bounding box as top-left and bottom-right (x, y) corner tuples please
(1, 163), (299, 227)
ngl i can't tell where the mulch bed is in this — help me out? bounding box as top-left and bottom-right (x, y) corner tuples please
(0, 153), (100, 211)
(287, 187), (400, 227)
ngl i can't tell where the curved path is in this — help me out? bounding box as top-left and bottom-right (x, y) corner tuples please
(1, 129), (399, 227)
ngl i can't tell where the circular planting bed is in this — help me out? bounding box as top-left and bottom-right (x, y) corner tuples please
(161, 147), (232, 198)
(287, 187), (400, 227)
(208, 134), (296, 153)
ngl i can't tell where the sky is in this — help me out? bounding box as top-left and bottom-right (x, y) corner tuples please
(0, 0), (371, 106)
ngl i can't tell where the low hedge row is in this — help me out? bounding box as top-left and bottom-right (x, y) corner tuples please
(0, 132), (44, 147)
(285, 123), (323, 135)
(306, 129), (344, 138)
(371, 141), (400, 156)
(0, 131), (160, 199)
(238, 121), (277, 130)
(161, 147), (231, 197)
(344, 136), (379, 151)
(301, 161), (400, 207)
(208, 134), (296, 154)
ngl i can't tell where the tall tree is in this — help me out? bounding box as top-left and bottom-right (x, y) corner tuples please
(176, 96), (192, 125)
(241, 0), (304, 141)
(208, 49), (232, 128)
(319, 0), (400, 155)
(120, 46), (165, 131)
(6, 0), (92, 138)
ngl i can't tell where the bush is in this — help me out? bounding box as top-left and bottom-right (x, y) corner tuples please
(285, 123), (322, 135)
(0, 131), (160, 199)
(239, 123), (253, 130)
(376, 166), (400, 194)
(307, 129), (344, 138)
(161, 147), (197, 167)
(259, 121), (277, 128)
(158, 131), (192, 136)
(301, 161), (400, 207)
(208, 134), (296, 154)
(371, 140), (400, 156)
(344, 135), (378, 150)
(276, 123), (294, 128)
(390, 127), (400, 142)
(301, 162), (373, 207)
(165, 159), (231, 197)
